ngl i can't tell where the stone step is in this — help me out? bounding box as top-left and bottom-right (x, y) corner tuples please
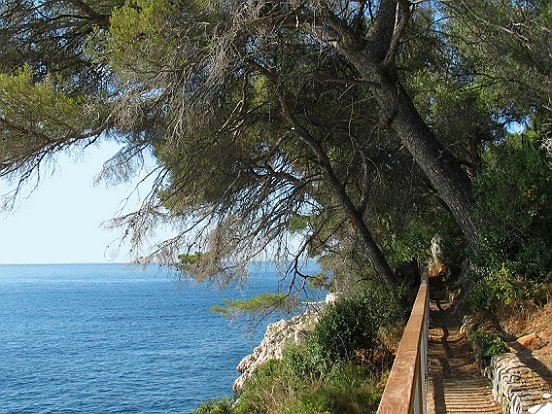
(427, 302), (504, 414)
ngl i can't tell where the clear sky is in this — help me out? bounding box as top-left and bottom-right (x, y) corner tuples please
(0, 142), (159, 264)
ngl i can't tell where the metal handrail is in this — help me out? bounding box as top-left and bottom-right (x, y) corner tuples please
(376, 274), (429, 414)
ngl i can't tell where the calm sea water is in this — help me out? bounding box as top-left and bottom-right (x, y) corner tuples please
(0, 263), (320, 414)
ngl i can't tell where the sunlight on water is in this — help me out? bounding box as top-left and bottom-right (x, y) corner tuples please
(0, 263), (322, 414)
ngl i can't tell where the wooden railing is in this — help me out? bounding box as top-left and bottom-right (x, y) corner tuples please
(376, 274), (429, 414)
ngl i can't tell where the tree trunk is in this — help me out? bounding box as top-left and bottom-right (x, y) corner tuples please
(290, 123), (400, 290)
(259, 61), (399, 291)
(344, 48), (479, 253)
(376, 71), (479, 253)
(351, 211), (399, 291)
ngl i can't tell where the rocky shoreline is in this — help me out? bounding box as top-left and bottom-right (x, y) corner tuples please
(233, 310), (320, 392)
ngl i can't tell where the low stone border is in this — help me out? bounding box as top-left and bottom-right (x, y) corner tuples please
(484, 353), (552, 414)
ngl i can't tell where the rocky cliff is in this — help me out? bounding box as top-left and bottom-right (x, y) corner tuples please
(233, 310), (320, 392)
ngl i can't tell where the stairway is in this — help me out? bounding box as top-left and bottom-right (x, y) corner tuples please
(426, 300), (503, 414)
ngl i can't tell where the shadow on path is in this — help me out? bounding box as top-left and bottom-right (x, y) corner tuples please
(426, 300), (503, 414)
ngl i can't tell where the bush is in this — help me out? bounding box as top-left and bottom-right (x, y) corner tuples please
(469, 262), (546, 313)
(468, 331), (508, 363)
(193, 398), (235, 414)
(307, 285), (401, 367)
(231, 356), (385, 414)
(200, 283), (398, 414)
(282, 362), (382, 414)
(233, 358), (302, 414)
(281, 341), (319, 380)
(469, 278), (497, 313)
(472, 130), (552, 310)
(476, 133), (552, 273)
(228, 285), (397, 414)
(384, 212), (466, 269)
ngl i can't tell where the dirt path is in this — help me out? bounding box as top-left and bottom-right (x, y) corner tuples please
(426, 301), (503, 414)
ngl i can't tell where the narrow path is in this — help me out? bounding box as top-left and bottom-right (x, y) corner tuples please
(426, 301), (503, 414)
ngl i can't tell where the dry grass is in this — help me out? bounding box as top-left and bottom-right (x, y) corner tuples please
(502, 300), (552, 385)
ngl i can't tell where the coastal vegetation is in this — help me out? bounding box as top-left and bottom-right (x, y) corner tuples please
(1, 0), (552, 412)
(210, 292), (299, 319)
(196, 283), (400, 414)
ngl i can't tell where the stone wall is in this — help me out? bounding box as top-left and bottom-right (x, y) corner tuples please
(485, 353), (551, 413)
(462, 317), (552, 413)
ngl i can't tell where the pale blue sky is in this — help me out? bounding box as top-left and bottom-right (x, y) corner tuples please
(0, 142), (159, 264)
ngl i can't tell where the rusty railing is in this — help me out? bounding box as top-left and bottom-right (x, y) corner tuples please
(376, 274), (429, 414)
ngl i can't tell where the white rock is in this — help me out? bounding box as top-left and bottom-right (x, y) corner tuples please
(325, 293), (338, 304)
(232, 310), (319, 392)
(529, 402), (552, 414)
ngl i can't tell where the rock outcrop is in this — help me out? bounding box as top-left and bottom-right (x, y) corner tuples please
(508, 332), (549, 352)
(233, 310), (320, 392)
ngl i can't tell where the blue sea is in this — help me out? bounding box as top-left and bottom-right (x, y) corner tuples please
(0, 263), (321, 414)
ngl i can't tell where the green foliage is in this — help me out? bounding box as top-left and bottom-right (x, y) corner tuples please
(0, 66), (100, 154)
(288, 213), (313, 233)
(106, 0), (213, 79)
(233, 358), (298, 414)
(280, 341), (315, 379)
(177, 252), (205, 267)
(470, 264), (544, 313)
(0, 65), (105, 182)
(477, 133), (552, 271)
(204, 286), (397, 414)
(233, 356), (383, 414)
(377, 210), (466, 269)
(308, 273), (335, 292)
(210, 293), (298, 319)
(469, 277), (497, 314)
(447, 1), (552, 120)
(307, 286), (401, 368)
(281, 364), (382, 414)
(309, 298), (376, 366)
(468, 331), (508, 363)
(383, 218), (434, 264)
(193, 398), (234, 414)
(472, 125), (552, 310)
(0, 66), (81, 122)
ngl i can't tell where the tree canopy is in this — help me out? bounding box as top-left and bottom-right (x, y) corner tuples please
(1, 0), (551, 294)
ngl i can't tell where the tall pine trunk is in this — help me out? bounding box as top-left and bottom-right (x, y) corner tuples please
(344, 48), (479, 253)
(375, 71), (479, 253)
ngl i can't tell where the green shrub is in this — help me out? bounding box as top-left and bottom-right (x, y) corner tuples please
(222, 283), (399, 414)
(233, 358), (302, 414)
(309, 297), (374, 364)
(281, 341), (319, 379)
(469, 278), (497, 313)
(283, 399), (332, 414)
(193, 398), (235, 414)
(230, 286), (396, 414)
(232, 356), (384, 414)
(472, 129), (552, 310)
(307, 285), (401, 367)
(476, 133), (552, 274)
(468, 331), (508, 362)
(384, 212), (466, 268)
(282, 362), (382, 414)
(469, 263), (545, 313)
